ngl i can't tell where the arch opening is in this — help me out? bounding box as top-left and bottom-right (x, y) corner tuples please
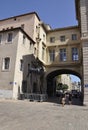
(46, 69), (83, 105)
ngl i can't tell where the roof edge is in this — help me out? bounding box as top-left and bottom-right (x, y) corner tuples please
(48, 25), (79, 32)
(0, 12), (40, 22)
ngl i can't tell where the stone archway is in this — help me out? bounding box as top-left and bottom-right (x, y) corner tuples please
(45, 68), (83, 105)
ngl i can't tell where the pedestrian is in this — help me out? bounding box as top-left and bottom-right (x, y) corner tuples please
(65, 92), (69, 104)
(61, 93), (65, 107)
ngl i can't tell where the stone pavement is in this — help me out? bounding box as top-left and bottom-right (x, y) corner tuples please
(0, 99), (88, 130)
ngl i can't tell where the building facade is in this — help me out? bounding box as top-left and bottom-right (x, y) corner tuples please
(56, 74), (72, 91)
(0, 27), (35, 99)
(0, 0), (88, 104)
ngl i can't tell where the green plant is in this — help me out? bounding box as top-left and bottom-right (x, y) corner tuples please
(56, 83), (68, 91)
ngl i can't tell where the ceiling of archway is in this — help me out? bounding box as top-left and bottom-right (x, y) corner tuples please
(47, 69), (81, 80)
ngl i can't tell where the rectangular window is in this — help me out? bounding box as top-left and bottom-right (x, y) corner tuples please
(36, 26), (39, 33)
(20, 59), (23, 71)
(49, 49), (55, 62)
(0, 34), (2, 44)
(3, 57), (10, 70)
(42, 47), (45, 60)
(60, 35), (65, 42)
(59, 48), (66, 61)
(29, 42), (33, 50)
(7, 33), (13, 42)
(50, 37), (55, 43)
(72, 34), (77, 40)
(43, 34), (45, 41)
(72, 48), (79, 61)
(23, 35), (26, 44)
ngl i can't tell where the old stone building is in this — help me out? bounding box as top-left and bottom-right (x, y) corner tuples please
(0, 0), (88, 104)
(0, 27), (35, 99)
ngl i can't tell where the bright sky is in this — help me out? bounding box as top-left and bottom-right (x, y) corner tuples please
(0, 0), (78, 28)
(70, 75), (80, 82)
(0, 0), (79, 81)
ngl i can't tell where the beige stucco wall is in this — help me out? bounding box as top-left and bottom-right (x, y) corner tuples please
(12, 31), (34, 99)
(46, 27), (81, 65)
(0, 30), (18, 90)
(37, 24), (47, 63)
(0, 29), (34, 99)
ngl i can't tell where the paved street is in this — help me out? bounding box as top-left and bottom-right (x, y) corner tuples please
(0, 99), (88, 130)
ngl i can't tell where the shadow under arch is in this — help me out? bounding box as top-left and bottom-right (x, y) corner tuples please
(46, 69), (82, 80)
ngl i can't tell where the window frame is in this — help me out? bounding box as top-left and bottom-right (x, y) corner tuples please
(43, 34), (45, 41)
(72, 34), (77, 41)
(59, 48), (67, 61)
(72, 47), (79, 61)
(7, 32), (13, 43)
(20, 59), (23, 71)
(49, 49), (55, 62)
(29, 42), (34, 50)
(42, 46), (45, 60)
(23, 35), (26, 44)
(60, 35), (65, 42)
(50, 37), (55, 43)
(2, 57), (10, 70)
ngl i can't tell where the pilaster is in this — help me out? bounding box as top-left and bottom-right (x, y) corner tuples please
(79, 0), (88, 104)
(82, 40), (88, 104)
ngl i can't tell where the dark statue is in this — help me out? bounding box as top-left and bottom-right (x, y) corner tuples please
(27, 58), (44, 94)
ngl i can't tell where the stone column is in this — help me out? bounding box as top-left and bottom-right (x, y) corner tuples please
(80, 0), (88, 34)
(79, 0), (88, 105)
(82, 41), (88, 104)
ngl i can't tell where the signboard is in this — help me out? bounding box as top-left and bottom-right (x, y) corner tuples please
(9, 82), (17, 85)
(85, 84), (88, 88)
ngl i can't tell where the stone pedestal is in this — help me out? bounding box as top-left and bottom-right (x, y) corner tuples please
(23, 93), (48, 102)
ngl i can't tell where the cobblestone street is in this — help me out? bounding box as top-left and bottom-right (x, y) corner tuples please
(0, 99), (88, 130)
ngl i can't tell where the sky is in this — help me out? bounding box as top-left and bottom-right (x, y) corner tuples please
(70, 75), (80, 82)
(0, 0), (78, 29)
(0, 0), (79, 81)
